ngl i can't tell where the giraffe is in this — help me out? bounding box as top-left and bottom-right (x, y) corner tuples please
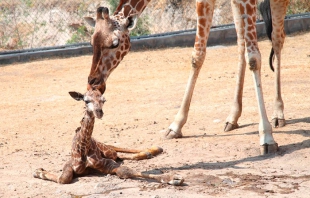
(83, 0), (289, 155)
(33, 88), (184, 185)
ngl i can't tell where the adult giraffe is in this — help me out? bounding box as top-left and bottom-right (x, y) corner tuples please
(84, 0), (289, 155)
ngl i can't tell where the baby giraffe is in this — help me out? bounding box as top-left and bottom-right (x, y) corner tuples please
(33, 89), (184, 185)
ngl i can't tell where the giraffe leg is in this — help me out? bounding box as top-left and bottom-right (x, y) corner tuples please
(225, 0), (247, 132)
(113, 145), (163, 160)
(269, 0), (289, 128)
(97, 140), (163, 160)
(231, 0), (278, 154)
(113, 166), (184, 186)
(161, 0), (215, 139)
(33, 161), (74, 184)
(91, 156), (184, 185)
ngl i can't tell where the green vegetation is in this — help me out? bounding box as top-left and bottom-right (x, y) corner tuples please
(129, 16), (151, 37)
(287, 0), (310, 15)
(108, 0), (118, 13)
(66, 26), (89, 44)
(0, 0), (309, 51)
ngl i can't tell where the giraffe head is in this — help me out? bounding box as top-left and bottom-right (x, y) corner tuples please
(69, 89), (106, 119)
(84, 6), (139, 94)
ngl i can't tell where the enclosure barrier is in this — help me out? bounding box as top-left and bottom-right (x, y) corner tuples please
(0, 13), (309, 65)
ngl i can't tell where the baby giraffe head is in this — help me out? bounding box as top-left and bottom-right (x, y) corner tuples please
(69, 89), (106, 119)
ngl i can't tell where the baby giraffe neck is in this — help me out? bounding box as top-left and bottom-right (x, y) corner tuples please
(76, 110), (95, 153)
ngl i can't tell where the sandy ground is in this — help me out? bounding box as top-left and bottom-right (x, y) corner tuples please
(0, 31), (310, 198)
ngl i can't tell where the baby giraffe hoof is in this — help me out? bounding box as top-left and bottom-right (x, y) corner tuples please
(147, 146), (163, 156)
(271, 118), (286, 128)
(260, 143), (279, 155)
(33, 168), (46, 179)
(160, 129), (183, 139)
(168, 175), (184, 186)
(159, 175), (184, 186)
(224, 122), (239, 132)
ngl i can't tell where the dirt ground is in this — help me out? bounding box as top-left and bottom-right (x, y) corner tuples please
(1, 31), (310, 198)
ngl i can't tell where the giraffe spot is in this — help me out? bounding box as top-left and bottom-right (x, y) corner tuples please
(116, 51), (121, 60)
(136, 1), (145, 12)
(196, 2), (206, 17)
(106, 61), (112, 70)
(247, 32), (254, 40)
(246, 4), (254, 17)
(198, 25), (205, 38)
(198, 18), (207, 27)
(123, 5), (131, 16)
(240, 4), (245, 15)
(125, 43), (130, 50)
(131, 0), (139, 8)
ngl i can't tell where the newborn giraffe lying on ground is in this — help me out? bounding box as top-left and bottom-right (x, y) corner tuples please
(33, 89), (184, 185)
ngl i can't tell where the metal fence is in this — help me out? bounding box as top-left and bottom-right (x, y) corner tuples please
(0, 0), (309, 53)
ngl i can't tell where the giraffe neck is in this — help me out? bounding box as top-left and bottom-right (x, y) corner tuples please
(115, 0), (151, 18)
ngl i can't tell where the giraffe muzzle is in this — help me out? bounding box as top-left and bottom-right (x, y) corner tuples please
(95, 109), (104, 119)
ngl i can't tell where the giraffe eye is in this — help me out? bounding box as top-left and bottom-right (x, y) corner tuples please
(85, 100), (91, 104)
(109, 40), (119, 49)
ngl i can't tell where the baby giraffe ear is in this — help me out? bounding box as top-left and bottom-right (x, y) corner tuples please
(69, 91), (84, 101)
(101, 94), (106, 103)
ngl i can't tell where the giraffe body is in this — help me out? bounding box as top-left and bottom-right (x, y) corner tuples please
(33, 89), (184, 185)
(83, 0), (289, 154)
(82, 0), (289, 155)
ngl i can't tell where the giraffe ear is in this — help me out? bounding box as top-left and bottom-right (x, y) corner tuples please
(127, 14), (138, 31)
(101, 94), (106, 103)
(69, 91), (84, 101)
(84, 16), (96, 27)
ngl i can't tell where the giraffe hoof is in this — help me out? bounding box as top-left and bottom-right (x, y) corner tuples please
(147, 146), (163, 156)
(271, 118), (286, 128)
(160, 129), (182, 139)
(224, 122), (239, 132)
(159, 174), (184, 186)
(168, 175), (184, 186)
(145, 152), (153, 159)
(260, 143), (279, 155)
(33, 168), (46, 178)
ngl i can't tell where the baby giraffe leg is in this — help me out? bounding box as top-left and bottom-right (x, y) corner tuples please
(33, 161), (74, 184)
(113, 166), (184, 186)
(96, 141), (163, 160)
(114, 146), (163, 160)
(92, 157), (184, 185)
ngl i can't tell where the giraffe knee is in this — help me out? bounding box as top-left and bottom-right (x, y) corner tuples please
(115, 166), (136, 179)
(58, 164), (74, 184)
(248, 53), (261, 71)
(58, 172), (73, 184)
(191, 56), (204, 69)
(249, 58), (257, 70)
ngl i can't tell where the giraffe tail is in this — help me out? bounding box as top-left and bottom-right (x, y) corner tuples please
(259, 0), (275, 72)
